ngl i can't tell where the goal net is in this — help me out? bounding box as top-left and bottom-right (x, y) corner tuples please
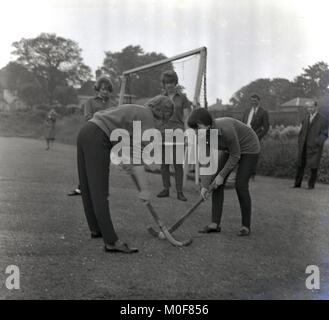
(118, 47), (207, 185)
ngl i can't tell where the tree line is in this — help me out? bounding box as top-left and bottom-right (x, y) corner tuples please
(230, 62), (329, 111)
(1, 33), (328, 111)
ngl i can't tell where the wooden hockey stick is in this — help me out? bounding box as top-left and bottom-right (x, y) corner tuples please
(148, 183), (216, 238)
(130, 172), (192, 247)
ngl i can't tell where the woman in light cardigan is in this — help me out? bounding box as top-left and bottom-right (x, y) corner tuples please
(77, 95), (174, 253)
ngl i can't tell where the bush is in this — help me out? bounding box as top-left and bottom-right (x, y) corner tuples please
(258, 136), (329, 183)
(267, 125), (300, 140)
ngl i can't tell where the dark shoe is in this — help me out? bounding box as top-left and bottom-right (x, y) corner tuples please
(177, 192), (187, 201)
(91, 231), (102, 239)
(291, 184), (301, 188)
(306, 185), (314, 190)
(237, 227), (250, 236)
(198, 225), (221, 233)
(67, 188), (82, 196)
(157, 189), (169, 198)
(104, 242), (138, 254)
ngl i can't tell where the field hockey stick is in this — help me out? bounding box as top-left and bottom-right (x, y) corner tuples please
(148, 183), (217, 239)
(130, 172), (193, 247)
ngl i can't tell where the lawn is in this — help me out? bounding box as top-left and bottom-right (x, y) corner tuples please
(0, 137), (328, 299)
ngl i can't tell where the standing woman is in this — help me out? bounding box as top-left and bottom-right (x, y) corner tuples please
(156, 70), (192, 201)
(187, 108), (260, 236)
(68, 76), (114, 196)
(45, 108), (57, 150)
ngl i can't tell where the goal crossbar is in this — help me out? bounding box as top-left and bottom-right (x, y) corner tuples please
(121, 47), (206, 76)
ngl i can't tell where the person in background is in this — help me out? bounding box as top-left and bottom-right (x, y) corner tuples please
(241, 93), (269, 179)
(242, 94), (269, 141)
(68, 76), (114, 196)
(187, 108), (260, 237)
(156, 70), (192, 201)
(45, 108), (58, 150)
(292, 100), (328, 189)
(77, 95), (174, 253)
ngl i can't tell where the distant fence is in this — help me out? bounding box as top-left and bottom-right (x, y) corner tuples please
(208, 109), (306, 126)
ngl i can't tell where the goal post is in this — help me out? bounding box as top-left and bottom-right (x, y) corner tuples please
(118, 47), (207, 185)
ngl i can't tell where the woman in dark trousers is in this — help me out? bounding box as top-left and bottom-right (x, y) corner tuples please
(68, 76), (114, 196)
(156, 70), (192, 201)
(77, 95), (174, 253)
(187, 108), (260, 236)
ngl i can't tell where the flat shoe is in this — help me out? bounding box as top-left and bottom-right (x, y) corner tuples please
(157, 189), (169, 198)
(67, 189), (82, 196)
(91, 232), (102, 239)
(177, 192), (187, 201)
(104, 243), (138, 254)
(198, 225), (221, 233)
(237, 228), (250, 236)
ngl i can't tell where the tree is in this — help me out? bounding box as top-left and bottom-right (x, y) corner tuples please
(293, 62), (329, 97)
(101, 45), (173, 98)
(53, 86), (78, 106)
(0, 62), (46, 108)
(12, 33), (92, 104)
(230, 78), (298, 110)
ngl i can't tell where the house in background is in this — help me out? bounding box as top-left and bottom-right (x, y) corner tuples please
(279, 97), (314, 112)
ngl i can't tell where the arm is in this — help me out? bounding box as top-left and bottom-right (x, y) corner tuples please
(217, 125), (241, 180)
(317, 117), (329, 145)
(84, 100), (94, 121)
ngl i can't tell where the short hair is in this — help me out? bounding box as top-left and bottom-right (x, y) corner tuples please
(145, 95), (174, 115)
(250, 93), (260, 101)
(187, 108), (213, 129)
(161, 70), (178, 86)
(94, 76), (113, 92)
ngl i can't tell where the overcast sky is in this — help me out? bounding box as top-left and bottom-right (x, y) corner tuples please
(0, 0), (328, 104)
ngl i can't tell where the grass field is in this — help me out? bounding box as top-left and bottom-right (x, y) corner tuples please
(0, 137), (328, 300)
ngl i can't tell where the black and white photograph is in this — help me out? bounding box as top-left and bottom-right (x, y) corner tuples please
(0, 0), (328, 305)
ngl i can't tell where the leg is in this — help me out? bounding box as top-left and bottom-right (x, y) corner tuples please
(235, 153), (259, 230)
(77, 140), (100, 234)
(78, 123), (119, 245)
(211, 152), (230, 226)
(160, 163), (171, 189)
(157, 144), (171, 197)
(308, 168), (318, 188)
(172, 144), (186, 200)
(211, 185), (225, 225)
(294, 145), (306, 187)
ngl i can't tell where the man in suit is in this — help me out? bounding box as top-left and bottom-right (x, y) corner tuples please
(241, 93), (269, 179)
(293, 100), (329, 189)
(242, 94), (270, 141)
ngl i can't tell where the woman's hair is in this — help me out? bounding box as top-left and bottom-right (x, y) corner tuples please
(161, 70), (178, 86)
(145, 95), (174, 113)
(145, 95), (174, 124)
(94, 76), (114, 92)
(187, 108), (213, 129)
